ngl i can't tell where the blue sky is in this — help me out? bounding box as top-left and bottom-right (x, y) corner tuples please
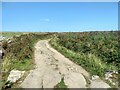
(2, 2), (118, 32)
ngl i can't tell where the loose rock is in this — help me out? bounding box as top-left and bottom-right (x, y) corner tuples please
(91, 75), (99, 80)
(7, 70), (25, 83)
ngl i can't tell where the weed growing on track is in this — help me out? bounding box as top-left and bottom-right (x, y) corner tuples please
(54, 78), (68, 89)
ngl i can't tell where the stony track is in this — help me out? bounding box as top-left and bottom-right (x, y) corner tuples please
(21, 40), (110, 88)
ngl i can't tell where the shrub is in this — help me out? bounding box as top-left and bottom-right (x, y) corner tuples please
(50, 32), (118, 76)
(56, 31), (119, 67)
(1, 33), (53, 88)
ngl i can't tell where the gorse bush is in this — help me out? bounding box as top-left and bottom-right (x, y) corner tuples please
(57, 31), (119, 67)
(2, 33), (52, 72)
(2, 33), (53, 88)
(50, 39), (107, 76)
(50, 31), (119, 76)
(4, 33), (52, 60)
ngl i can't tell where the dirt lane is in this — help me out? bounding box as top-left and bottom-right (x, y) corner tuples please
(21, 40), (110, 88)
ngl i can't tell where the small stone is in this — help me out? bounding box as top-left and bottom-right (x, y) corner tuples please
(112, 82), (116, 85)
(105, 77), (109, 80)
(91, 75), (99, 80)
(8, 40), (12, 43)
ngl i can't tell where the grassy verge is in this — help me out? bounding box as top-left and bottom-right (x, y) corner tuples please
(1, 33), (52, 88)
(50, 37), (119, 88)
(50, 37), (117, 77)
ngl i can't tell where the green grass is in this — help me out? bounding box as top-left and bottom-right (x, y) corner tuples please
(54, 78), (68, 89)
(11, 59), (34, 71)
(50, 37), (117, 77)
(1, 33), (53, 88)
(1, 32), (24, 37)
(1, 32), (48, 37)
(57, 32), (119, 67)
(50, 35), (119, 87)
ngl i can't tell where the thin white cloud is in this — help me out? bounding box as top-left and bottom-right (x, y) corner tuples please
(44, 18), (50, 22)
